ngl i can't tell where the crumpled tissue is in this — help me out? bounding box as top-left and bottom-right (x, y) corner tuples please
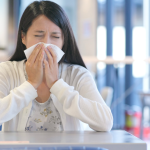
(24, 42), (65, 63)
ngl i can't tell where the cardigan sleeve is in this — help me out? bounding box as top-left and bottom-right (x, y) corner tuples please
(0, 64), (38, 125)
(50, 67), (113, 131)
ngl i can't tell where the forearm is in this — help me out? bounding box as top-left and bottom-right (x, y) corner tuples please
(50, 79), (113, 131)
(0, 81), (38, 124)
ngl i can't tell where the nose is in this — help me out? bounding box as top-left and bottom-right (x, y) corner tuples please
(42, 34), (51, 44)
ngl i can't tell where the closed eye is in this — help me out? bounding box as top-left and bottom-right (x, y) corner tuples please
(34, 35), (43, 37)
(53, 36), (60, 39)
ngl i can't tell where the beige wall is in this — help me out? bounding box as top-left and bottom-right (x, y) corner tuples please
(77, 0), (97, 73)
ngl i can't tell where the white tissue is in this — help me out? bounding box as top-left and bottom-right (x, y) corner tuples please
(24, 42), (65, 63)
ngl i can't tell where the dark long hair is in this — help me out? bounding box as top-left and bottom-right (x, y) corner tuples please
(9, 1), (86, 68)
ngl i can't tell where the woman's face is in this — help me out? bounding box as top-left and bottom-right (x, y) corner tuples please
(22, 15), (64, 49)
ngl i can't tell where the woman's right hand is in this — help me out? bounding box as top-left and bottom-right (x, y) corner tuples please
(26, 43), (45, 89)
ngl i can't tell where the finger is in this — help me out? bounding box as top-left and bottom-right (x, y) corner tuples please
(28, 43), (43, 64)
(35, 45), (45, 65)
(44, 57), (49, 73)
(47, 46), (57, 64)
(45, 47), (53, 66)
(37, 48), (45, 68)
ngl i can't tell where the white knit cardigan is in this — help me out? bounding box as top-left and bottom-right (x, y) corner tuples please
(0, 60), (113, 131)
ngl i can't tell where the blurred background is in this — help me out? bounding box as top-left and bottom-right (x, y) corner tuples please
(0, 0), (150, 142)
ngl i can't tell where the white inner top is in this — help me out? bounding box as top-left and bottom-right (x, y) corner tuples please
(25, 97), (63, 132)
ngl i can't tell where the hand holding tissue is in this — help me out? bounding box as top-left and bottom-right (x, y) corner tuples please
(24, 42), (65, 63)
(24, 42), (65, 89)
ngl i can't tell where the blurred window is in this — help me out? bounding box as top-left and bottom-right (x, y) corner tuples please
(97, 0), (149, 89)
(0, 0), (8, 50)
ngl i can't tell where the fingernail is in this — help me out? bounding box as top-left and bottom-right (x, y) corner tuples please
(42, 44), (46, 48)
(38, 44), (41, 47)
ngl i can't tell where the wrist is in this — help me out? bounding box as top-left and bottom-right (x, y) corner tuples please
(27, 80), (38, 89)
(49, 80), (58, 89)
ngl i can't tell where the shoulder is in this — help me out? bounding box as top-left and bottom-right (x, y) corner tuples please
(0, 60), (25, 76)
(0, 60), (24, 68)
(0, 61), (14, 75)
(61, 62), (91, 76)
(60, 63), (94, 86)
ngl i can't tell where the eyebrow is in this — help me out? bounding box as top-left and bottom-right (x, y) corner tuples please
(34, 30), (61, 34)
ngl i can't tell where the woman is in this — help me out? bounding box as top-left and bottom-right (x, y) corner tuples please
(0, 1), (113, 132)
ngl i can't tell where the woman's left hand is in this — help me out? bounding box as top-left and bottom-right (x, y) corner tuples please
(44, 46), (59, 89)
